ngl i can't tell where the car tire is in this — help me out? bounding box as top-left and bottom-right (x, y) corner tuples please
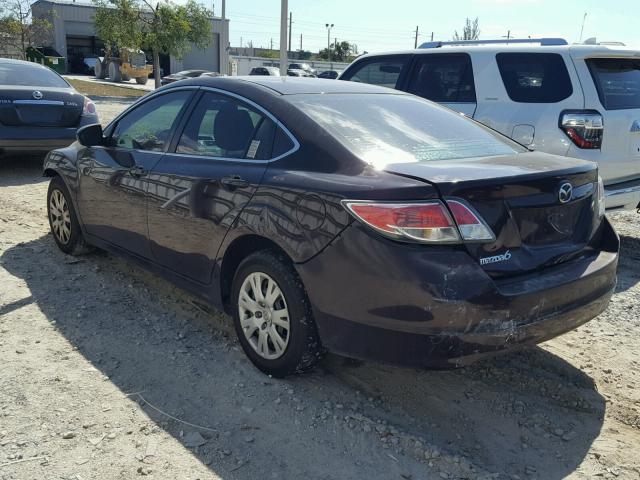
(94, 60), (106, 79)
(47, 176), (93, 256)
(135, 77), (147, 85)
(108, 62), (122, 82)
(231, 250), (324, 377)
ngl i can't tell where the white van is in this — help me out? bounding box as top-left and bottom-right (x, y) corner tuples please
(339, 38), (640, 210)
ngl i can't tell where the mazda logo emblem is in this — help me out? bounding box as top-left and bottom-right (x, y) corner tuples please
(558, 182), (573, 204)
(32, 90), (43, 100)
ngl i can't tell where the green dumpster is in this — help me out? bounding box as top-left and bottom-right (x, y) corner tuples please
(26, 47), (66, 74)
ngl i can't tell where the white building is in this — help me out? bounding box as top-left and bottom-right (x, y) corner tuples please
(31, 0), (229, 75)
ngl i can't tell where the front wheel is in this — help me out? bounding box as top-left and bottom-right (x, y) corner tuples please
(47, 176), (93, 255)
(231, 250), (324, 377)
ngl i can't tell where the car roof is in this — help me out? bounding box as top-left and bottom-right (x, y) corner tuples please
(169, 75), (402, 96)
(354, 43), (640, 60)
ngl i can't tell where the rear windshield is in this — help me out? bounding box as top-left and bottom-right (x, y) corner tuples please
(288, 94), (523, 167)
(0, 63), (69, 88)
(587, 58), (640, 110)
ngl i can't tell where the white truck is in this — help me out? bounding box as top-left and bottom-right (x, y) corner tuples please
(340, 38), (640, 211)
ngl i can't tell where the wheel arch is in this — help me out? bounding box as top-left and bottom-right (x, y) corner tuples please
(219, 234), (294, 313)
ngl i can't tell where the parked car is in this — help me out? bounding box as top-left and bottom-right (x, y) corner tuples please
(43, 76), (618, 377)
(287, 69), (314, 77)
(318, 69), (343, 79)
(160, 69), (209, 86)
(289, 62), (317, 75)
(83, 55), (99, 75)
(0, 58), (99, 158)
(249, 67), (281, 76)
(339, 38), (640, 211)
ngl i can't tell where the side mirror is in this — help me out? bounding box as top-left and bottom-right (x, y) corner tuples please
(77, 123), (105, 147)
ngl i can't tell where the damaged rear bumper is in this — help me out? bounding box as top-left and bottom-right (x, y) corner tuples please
(296, 217), (619, 368)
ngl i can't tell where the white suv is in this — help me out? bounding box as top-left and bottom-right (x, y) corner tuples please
(339, 38), (640, 211)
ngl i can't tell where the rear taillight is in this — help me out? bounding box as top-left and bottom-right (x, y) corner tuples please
(342, 200), (495, 244)
(560, 110), (603, 149)
(82, 97), (96, 116)
(446, 200), (495, 241)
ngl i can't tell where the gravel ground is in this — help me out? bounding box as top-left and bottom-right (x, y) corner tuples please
(0, 99), (639, 480)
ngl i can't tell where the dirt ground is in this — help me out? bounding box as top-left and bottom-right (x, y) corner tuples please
(0, 99), (639, 480)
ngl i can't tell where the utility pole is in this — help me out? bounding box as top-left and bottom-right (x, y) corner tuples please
(270, 38), (273, 51)
(431, 32), (434, 41)
(414, 25), (419, 48)
(325, 23), (334, 61)
(218, 0), (227, 75)
(288, 12), (293, 53)
(299, 33), (302, 51)
(279, 0), (288, 75)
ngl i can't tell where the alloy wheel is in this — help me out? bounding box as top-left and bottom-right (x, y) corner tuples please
(49, 189), (71, 245)
(238, 272), (290, 360)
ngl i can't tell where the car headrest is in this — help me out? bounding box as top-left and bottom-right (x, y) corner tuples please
(213, 102), (255, 152)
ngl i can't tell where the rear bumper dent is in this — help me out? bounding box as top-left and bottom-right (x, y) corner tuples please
(298, 217), (619, 368)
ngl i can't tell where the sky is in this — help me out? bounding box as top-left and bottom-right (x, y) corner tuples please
(219, 0), (638, 54)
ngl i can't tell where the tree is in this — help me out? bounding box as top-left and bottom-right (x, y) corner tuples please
(94, 0), (212, 88)
(318, 41), (353, 62)
(453, 17), (480, 41)
(0, 0), (52, 59)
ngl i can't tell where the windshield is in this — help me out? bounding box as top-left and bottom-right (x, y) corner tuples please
(0, 63), (69, 88)
(587, 58), (640, 110)
(289, 93), (523, 167)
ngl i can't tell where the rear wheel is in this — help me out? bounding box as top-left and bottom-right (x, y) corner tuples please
(94, 60), (106, 79)
(108, 62), (122, 82)
(47, 176), (93, 255)
(231, 250), (323, 377)
(135, 77), (147, 85)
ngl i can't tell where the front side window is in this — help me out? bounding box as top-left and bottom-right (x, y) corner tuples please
(343, 57), (409, 89)
(496, 53), (573, 103)
(407, 54), (476, 103)
(289, 93), (522, 168)
(176, 92), (274, 160)
(587, 58), (640, 110)
(111, 91), (191, 151)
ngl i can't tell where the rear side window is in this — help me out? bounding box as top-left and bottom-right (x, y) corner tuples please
(177, 92), (269, 159)
(342, 57), (408, 89)
(587, 58), (640, 110)
(496, 53), (573, 103)
(407, 54), (476, 103)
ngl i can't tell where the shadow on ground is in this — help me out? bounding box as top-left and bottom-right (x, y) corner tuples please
(0, 156), (48, 187)
(1, 235), (606, 479)
(616, 234), (640, 292)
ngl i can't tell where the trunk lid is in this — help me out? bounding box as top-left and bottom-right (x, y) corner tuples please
(0, 87), (83, 127)
(384, 152), (601, 277)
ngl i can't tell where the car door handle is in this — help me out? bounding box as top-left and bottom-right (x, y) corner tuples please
(220, 175), (249, 189)
(129, 166), (148, 178)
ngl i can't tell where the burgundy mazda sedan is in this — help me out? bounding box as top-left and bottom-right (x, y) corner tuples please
(43, 77), (618, 377)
